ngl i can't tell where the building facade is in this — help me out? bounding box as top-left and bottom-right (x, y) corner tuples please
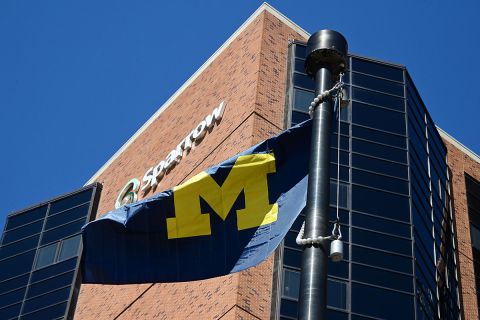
(0, 3), (479, 319)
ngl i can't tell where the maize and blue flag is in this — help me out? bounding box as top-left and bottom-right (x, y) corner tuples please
(81, 120), (312, 284)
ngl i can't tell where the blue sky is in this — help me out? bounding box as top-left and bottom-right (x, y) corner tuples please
(1, 0), (479, 233)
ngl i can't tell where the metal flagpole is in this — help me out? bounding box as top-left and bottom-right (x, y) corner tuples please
(298, 30), (348, 320)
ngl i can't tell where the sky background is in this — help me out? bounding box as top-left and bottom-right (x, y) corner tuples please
(1, 0), (479, 234)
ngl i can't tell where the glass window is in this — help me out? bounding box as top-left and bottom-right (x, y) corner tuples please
(294, 73), (315, 90)
(294, 44), (306, 58)
(58, 235), (81, 262)
(352, 125), (406, 149)
(31, 257), (77, 283)
(22, 286), (71, 314)
(351, 283), (414, 319)
(28, 271), (75, 298)
(352, 102), (405, 135)
(330, 164), (349, 182)
(41, 218), (85, 245)
(0, 302), (22, 320)
(471, 224), (480, 251)
(326, 309), (349, 320)
(352, 87), (404, 112)
(0, 250), (36, 282)
(35, 243), (58, 270)
(352, 72), (404, 96)
(291, 111), (309, 125)
(352, 185), (410, 222)
(330, 150), (350, 166)
(5, 205), (48, 231)
(293, 88), (314, 112)
(0, 234), (40, 260)
(352, 228), (412, 256)
(0, 287), (26, 309)
(352, 153), (408, 179)
(294, 58), (305, 73)
(283, 268), (300, 299)
(330, 181), (349, 208)
(352, 212), (410, 238)
(352, 263), (413, 293)
(352, 169), (408, 195)
(330, 134), (349, 151)
(283, 248), (301, 268)
(352, 138), (407, 163)
(0, 274), (29, 294)
(21, 301), (68, 320)
(352, 58), (404, 82)
(2, 220), (43, 245)
(280, 298), (298, 318)
(328, 260), (349, 279)
(45, 203), (89, 230)
(352, 245), (412, 274)
(328, 279), (347, 309)
(48, 189), (92, 215)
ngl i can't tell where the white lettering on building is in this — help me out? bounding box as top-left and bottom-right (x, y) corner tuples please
(115, 101), (226, 208)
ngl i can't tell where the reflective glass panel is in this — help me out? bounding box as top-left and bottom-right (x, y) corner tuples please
(58, 235), (81, 262)
(351, 283), (414, 319)
(282, 268), (300, 299)
(35, 243), (58, 270)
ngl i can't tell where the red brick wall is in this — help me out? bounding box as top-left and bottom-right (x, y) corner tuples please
(75, 10), (306, 320)
(444, 139), (480, 320)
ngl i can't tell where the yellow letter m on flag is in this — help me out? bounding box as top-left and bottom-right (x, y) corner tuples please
(167, 154), (278, 239)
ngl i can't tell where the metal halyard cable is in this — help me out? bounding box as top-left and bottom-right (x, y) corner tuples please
(297, 74), (345, 246)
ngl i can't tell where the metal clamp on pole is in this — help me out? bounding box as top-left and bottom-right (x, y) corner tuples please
(298, 29), (348, 320)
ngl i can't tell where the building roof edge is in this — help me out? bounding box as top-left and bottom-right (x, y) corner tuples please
(437, 126), (480, 164)
(85, 3), (309, 185)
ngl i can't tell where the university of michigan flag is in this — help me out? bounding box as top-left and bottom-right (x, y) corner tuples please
(82, 120), (312, 284)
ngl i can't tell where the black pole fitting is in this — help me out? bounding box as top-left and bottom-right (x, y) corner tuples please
(305, 30), (348, 79)
(298, 30), (348, 320)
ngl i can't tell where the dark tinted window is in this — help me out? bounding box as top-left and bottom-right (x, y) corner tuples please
(283, 268), (300, 299)
(352, 125), (406, 148)
(352, 58), (404, 82)
(5, 206), (48, 231)
(352, 87), (404, 111)
(352, 72), (404, 96)
(0, 234), (40, 260)
(352, 245), (412, 273)
(0, 250), (36, 282)
(48, 189), (92, 215)
(352, 228), (411, 255)
(352, 212), (410, 238)
(352, 169), (408, 195)
(21, 301), (68, 320)
(352, 263), (413, 292)
(293, 88), (314, 112)
(352, 138), (407, 163)
(328, 279), (347, 309)
(34, 243), (57, 270)
(352, 185), (410, 222)
(2, 220), (43, 245)
(293, 73), (315, 90)
(41, 218), (86, 245)
(28, 271), (75, 298)
(352, 153), (408, 179)
(0, 302), (22, 319)
(45, 203), (89, 230)
(352, 102), (405, 135)
(291, 111), (310, 125)
(351, 283), (414, 319)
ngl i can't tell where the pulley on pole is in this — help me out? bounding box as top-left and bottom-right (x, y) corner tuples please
(298, 30), (348, 320)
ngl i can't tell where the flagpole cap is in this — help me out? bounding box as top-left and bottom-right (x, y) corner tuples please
(305, 30), (348, 78)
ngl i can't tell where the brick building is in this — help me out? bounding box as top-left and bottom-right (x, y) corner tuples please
(0, 3), (479, 319)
